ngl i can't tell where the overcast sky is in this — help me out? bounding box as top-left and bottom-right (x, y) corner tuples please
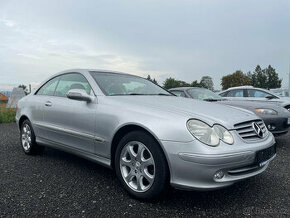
(0, 0), (290, 90)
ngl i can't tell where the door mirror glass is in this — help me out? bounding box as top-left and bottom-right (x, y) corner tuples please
(67, 89), (93, 102)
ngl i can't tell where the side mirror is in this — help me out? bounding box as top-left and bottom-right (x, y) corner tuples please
(265, 95), (276, 100)
(66, 89), (93, 102)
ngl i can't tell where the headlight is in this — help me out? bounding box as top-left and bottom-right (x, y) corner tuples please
(213, 125), (234, 145)
(255, 108), (277, 115)
(187, 120), (234, 146)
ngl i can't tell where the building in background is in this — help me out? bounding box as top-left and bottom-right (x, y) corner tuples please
(0, 93), (8, 102)
(6, 88), (26, 108)
(0, 91), (12, 98)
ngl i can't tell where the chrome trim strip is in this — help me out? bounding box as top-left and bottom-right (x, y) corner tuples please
(259, 154), (276, 167)
(34, 122), (106, 142)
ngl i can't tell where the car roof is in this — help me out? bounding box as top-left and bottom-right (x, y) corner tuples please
(221, 86), (271, 93)
(220, 86), (281, 98)
(226, 86), (254, 90)
(56, 69), (133, 76)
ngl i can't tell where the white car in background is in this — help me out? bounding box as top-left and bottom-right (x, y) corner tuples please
(219, 86), (290, 111)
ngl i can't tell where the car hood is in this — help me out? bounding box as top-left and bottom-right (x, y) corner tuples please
(279, 97), (290, 102)
(108, 96), (259, 129)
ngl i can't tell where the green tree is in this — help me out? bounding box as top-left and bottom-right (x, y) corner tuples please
(163, 77), (190, 89)
(248, 65), (282, 89)
(200, 76), (214, 90)
(265, 65), (282, 89)
(190, 80), (202, 87)
(248, 65), (267, 88)
(221, 70), (251, 90)
(146, 75), (158, 85)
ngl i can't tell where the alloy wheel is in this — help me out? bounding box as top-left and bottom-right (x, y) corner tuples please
(119, 141), (155, 192)
(21, 124), (32, 151)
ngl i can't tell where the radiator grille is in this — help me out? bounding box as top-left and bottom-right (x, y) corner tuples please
(234, 119), (267, 141)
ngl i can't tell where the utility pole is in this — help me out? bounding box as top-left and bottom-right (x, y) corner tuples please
(289, 54), (290, 94)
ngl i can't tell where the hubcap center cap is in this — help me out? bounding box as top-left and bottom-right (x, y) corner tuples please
(135, 161), (141, 169)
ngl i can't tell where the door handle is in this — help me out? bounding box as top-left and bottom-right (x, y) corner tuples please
(45, 101), (52, 107)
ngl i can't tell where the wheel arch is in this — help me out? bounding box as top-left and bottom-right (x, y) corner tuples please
(18, 115), (30, 129)
(110, 124), (171, 175)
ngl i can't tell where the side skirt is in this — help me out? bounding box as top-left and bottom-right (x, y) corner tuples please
(36, 137), (112, 169)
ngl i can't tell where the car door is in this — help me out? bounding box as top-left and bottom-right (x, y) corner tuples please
(246, 89), (279, 102)
(43, 73), (96, 154)
(32, 76), (60, 139)
(223, 89), (245, 100)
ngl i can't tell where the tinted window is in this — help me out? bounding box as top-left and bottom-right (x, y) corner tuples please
(90, 72), (172, 96)
(171, 91), (186, 97)
(247, 89), (270, 98)
(55, 73), (92, 97)
(36, 77), (60, 96)
(227, 89), (244, 97)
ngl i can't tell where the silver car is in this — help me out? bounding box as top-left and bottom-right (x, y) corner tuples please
(219, 86), (290, 111)
(16, 69), (276, 199)
(170, 87), (290, 135)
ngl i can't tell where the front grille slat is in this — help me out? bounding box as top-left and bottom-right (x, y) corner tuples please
(235, 124), (253, 130)
(234, 119), (267, 142)
(239, 132), (257, 138)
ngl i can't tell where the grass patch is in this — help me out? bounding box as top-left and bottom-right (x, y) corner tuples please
(0, 103), (16, 123)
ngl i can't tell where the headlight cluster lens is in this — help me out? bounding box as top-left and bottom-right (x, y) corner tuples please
(255, 108), (277, 115)
(213, 125), (234, 145)
(187, 120), (234, 146)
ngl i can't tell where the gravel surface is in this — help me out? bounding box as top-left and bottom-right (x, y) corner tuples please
(0, 123), (289, 217)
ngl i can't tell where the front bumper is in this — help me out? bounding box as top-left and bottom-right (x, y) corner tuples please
(262, 116), (290, 135)
(160, 131), (276, 190)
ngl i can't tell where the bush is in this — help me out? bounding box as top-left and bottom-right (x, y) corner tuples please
(0, 103), (16, 123)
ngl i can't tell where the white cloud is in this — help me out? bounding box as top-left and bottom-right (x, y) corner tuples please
(0, 18), (15, 27)
(0, 0), (289, 89)
(17, 53), (42, 60)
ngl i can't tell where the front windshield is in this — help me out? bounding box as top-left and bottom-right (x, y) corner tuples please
(187, 88), (222, 101)
(90, 72), (172, 96)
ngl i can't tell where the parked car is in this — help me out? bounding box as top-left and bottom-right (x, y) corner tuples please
(218, 86), (290, 111)
(170, 87), (290, 135)
(16, 69), (276, 199)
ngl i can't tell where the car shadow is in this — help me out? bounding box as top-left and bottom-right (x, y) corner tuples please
(31, 131), (289, 215)
(39, 146), (262, 206)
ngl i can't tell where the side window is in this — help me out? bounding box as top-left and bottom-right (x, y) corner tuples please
(227, 90), (243, 97)
(247, 89), (268, 98)
(171, 91), (186, 97)
(55, 73), (92, 97)
(36, 77), (60, 96)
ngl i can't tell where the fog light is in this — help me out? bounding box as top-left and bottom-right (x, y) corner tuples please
(214, 171), (224, 180)
(267, 124), (276, 131)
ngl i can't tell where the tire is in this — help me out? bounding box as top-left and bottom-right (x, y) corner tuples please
(115, 130), (169, 200)
(20, 120), (45, 155)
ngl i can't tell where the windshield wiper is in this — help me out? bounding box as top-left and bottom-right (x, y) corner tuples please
(128, 93), (172, 96)
(204, 98), (221, 102)
(155, 93), (173, 96)
(129, 93), (146, 95)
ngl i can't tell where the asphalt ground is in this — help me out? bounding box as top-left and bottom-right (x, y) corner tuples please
(0, 123), (289, 217)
